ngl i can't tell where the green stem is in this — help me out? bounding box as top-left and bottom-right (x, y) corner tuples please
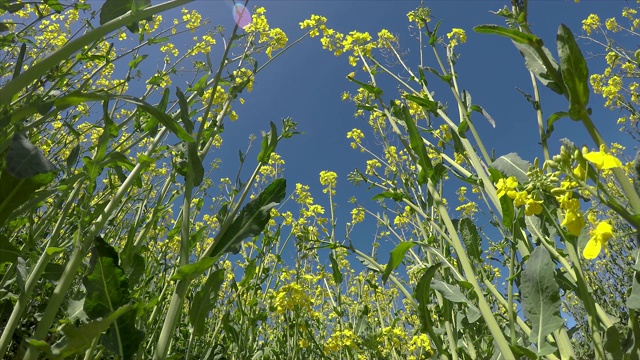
(0, 181), (83, 358)
(426, 180), (515, 359)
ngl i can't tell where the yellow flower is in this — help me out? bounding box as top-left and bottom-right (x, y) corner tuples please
(583, 145), (622, 170)
(524, 197), (543, 216)
(319, 170), (338, 194)
(561, 210), (585, 236)
(583, 222), (614, 259)
(513, 190), (528, 207)
(446, 28), (466, 47)
(582, 14), (600, 35)
(495, 176), (518, 199)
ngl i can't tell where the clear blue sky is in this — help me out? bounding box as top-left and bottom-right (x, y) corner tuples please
(154, 1), (633, 254)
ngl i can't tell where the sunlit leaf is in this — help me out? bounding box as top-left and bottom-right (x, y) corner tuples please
(520, 247), (564, 353)
(189, 269), (225, 336)
(557, 24), (589, 120)
(382, 241), (416, 283)
(208, 178), (286, 258)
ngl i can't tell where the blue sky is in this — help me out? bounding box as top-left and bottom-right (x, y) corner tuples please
(118, 0), (637, 261)
(173, 1), (632, 245)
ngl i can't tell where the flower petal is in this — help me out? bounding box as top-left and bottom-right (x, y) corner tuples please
(583, 238), (602, 259)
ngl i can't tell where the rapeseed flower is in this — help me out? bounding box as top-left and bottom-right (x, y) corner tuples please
(583, 222), (614, 259)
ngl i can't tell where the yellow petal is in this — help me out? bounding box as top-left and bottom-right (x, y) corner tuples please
(583, 238), (601, 259)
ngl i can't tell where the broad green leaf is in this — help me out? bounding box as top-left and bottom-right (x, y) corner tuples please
(208, 178), (286, 258)
(6, 133), (56, 178)
(604, 325), (624, 360)
(43, 0), (63, 13)
(431, 280), (482, 323)
(456, 218), (482, 263)
(99, 0), (151, 33)
(346, 75), (383, 96)
(329, 253), (343, 285)
(520, 247), (564, 352)
(102, 307), (144, 359)
(171, 257), (217, 281)
(0, 169), (56, 227)
(627, 272), (640, 309)
(257, 122), (278, 164)
(474, 24), (541, 45)
(0, 234), (19, 263)
(189, 269), (225, 337)
(28, 305), (133, 358)
(512, 41), (563, 95)
(431, 280), (471, 304)
(491, 152), (531, 183)
(557, 24), (589, 120)
(382, 241), (416, 283)
(83, 237), (130, 319)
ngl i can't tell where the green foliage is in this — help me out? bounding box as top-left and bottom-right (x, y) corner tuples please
(520, 247), (564, 356)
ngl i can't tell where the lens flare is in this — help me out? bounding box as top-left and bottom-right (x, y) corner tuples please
(232, 4), (251, 29)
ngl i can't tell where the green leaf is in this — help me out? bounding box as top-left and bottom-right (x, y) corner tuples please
(28, 305), (133, 358)
(474, 24), (541, 45)
(469, 104), (496, 128)
(0, 135), (57, 226)
(172, 257), (217, 281)
(43, 0), (63, 13)
(520, 247), (564, 352)
(404, 94), (438, 114)
(429, 20), (442, 46)
(604, 325), (624, 360)
(6, 133), (56, 178)
(208, 178), (286, 258)
(0, 234), (19, 264)
(395, 103), (432, 185)
(382, 241), (416, 283)
(329, 253), (343, 285)
(189, 74), (209, 95)
(257, 122), (278, 164)
(102, 309), (144, 359)
(627, 272), (640, 309)
(456, 218), (482, 263)
(99, 0), (151, 33)
(346, 75), (382, 96)
(83, 237), (130, 319)
(512, 41), (563, 95)
(414, 264), (444, 352)
(491, 152), (531, 183)
(128, 54), (148, 70)
(431, 280), (471, 303)
(371, 190), (406, 202)
(543, 111), (569, 142)
(557, 24), (589, 120)
(189, 268), (225, 337)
